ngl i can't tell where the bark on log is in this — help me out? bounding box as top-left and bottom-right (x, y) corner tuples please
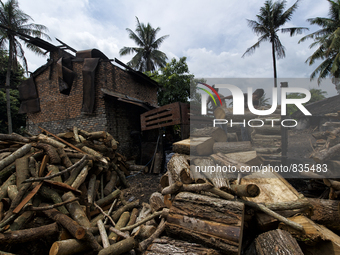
(98, 237), (136, 255)
(191, 127), (227, 142)
(252, 138), (281, 148)
(0, 134), (30, 143)
(0, 144), (31, 171)
(39, 186), (68, 214)
(229, 184), (260, 197)
(308, 198), (340, 231)
(324, 179), (340, 191)
(213, 141), (252, 154)
(43, 208), (86, 239)
(7, 185), (18, 201)
(252, 229), (303, 255)
(113, 163), (129, 188)
(161, 181), (183, 195)
(167, 154), (191, 185)
(160, 173), (169, 189)
(0, 173), (16, 200)
(57, 147), (73, 168)
(111, 200), (140, 223)
(91, 189), (121, 211)
(103, 171), (117, 196)
(135, 225), (156, 240)
(144, 236), (220, 255)
(71, 164), (89, 189)
(126, 208), (139, 228)
(64, 158), (89, 186)
(312, 143), (340, 163)
(88, 174), (97, 204)
(166, 192), (244, 255)
(35, 142), (61, 164)
(48, 165), (63, 183)
(149, 192), (166, 212)
(37, 134), (65, 148)
(97, 219), (110, 248)
(138, 219), (166, 252)
(15, 157), (29, 189)
(109, 211), (130, 241)
(127, 164), (147, 173)
(50, 238), (92, 255)
(62, 192), (91, 229)
(0, 222), (59, 244)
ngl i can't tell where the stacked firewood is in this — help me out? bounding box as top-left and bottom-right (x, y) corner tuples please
(164, 126), (340, 254)
(0, 127), (165, 255)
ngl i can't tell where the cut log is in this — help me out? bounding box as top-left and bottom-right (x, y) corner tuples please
(167, 154), (191, 185)
(308, 198), (340, 231)
(279, 215), (340, 254)
(240, 171), (303, 231)
(39, 186), (68, 215)
(43, 208), (86, 240)
(252, 138), (281, 148)
(37, 134), (65, 148)
(144, 236), (220, 255)
(173, 137), (215, 156)
(56, 147), (73, 168)
(15, 156), (29, 189)
(251, 229), (303, 255)
(50, 239), (92, 255)
(0, 173), (16, 200)
(98, 237), (136, 255)
(254, 147), (281, 154)
(109, 211), (130, 241)
(128, 164), (148, 173)
(0, 144), (31, 171)
(229, 184), (260, 197)
(92, 189), (121, 211)
(0, 134), (30, 143)
(97, 219), (110, 248)
(62, 191), (91, 229)
(87, 174), (97, 204)
(111, 200), (140, 223)
(191, 127), (227, 142)
(312, 143), (340, 163)
(149, 192), (166, 212)
(35, 142), (61, 164)
(166, 192), (244, 255)
(0, 222), (59, 244)
(213, 141), (252, 154)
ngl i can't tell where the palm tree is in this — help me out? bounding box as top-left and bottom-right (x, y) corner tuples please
(299, 0), (340, 85)
(119, 17), (169, 72)
(0, 0), (50, 133)
(242, 0), (308, 87)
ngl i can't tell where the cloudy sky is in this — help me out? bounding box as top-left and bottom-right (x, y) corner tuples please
(18, 0), (337, 96)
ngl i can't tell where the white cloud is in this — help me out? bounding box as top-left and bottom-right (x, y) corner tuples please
(13, 0), (335, 95)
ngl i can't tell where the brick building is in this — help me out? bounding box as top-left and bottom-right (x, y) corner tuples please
(19, 42), (158, 158)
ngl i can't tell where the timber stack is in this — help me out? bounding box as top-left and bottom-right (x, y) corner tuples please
(0, 128), (158, 255)
(167, 124), (340, 254)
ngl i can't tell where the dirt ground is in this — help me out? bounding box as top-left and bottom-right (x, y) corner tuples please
(123, 127), (318, 204)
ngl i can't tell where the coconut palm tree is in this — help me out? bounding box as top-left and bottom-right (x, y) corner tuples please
(299, 0), (340, 84)
(243, 0), (308, 87)
(0, 0), (50, 133)
(119, 17), (169, 72)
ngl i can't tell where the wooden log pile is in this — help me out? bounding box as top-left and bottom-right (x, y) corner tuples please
(165, 124), (340, 254)
(0, 127), (164, 255)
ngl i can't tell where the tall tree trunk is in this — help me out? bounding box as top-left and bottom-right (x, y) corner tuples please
(5, 38), (13, 134)
(271, 39), (277, 88)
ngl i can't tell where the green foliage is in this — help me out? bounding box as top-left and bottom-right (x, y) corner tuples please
(286, 88), (327, 116)
(120, 17), (169, 72)
(243, 0), (307, 85)
(0, 51), (26, 134)
(0, 89), (26, 133)
(299, 0), (340, 84)
(146, 57), (194, 106)
(258, 92), (270, 107)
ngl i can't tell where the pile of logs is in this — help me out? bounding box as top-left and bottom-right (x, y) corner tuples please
(164, 125), (340, 254)
(0, 127), (159, 255)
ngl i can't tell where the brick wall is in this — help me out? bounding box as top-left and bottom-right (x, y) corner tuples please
(27, 50), (158, 157)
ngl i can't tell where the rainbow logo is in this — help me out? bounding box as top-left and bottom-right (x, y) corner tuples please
(197, 82), (222, 107)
